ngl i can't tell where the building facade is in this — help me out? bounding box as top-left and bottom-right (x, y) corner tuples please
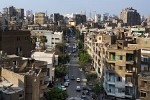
(0, 30), (32, 57)
(0, 52), (48, 100)
(34, 12), (46, 25)
(120, 7), (141, 26)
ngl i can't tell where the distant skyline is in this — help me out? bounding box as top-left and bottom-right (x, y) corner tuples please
(0, 0), (150, 17)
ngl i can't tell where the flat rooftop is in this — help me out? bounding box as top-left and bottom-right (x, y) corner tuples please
(0, 80), (23, 94)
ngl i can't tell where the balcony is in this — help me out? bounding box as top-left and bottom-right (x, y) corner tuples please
(125, 87), (133, 98)
(126, 65), (133, 73)
(107, 76), (115, 84)
(125, 82), (133, 87)
(107, 64), (115, 73)
(126, 54), (134, 64)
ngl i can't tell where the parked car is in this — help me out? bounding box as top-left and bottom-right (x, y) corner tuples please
(61, 85), (66, 91)
(66, 79), (70, 84)
(76, 86), (81, 91)
(76, 78), (81, 82)
(64, 82), (69, 87)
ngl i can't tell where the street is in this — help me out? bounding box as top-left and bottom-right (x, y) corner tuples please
(66, 33), (92, 100)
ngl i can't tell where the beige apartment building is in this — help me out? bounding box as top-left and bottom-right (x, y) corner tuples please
(0, 52), (48, 100)
(84, 28), (142, 99)
(120, 7), (141, 26)
(137, 38), (150, 100)
(34, 12), (46, 25)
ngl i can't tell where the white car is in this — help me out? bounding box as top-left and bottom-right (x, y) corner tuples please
(61, 85), (66, 91)
(76, 86), (81, 91)
(76, 78), (81, 82)
(66, 79), (70, 84)
(64, 82), (69, 87)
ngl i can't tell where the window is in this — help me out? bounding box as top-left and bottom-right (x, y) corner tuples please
(98, 68), (100, 74)
(117, 77), (122, 82)
(40, 80), (43, 85)
(99, 37), (101, 40)
(52, 38), (54, 39)
(126, 76), (132, 83)
(19, 93), (23, 98)
(17, 37), (20, 41)
(140, 92), (146, 97)
(144, 41), (148, 44)
(25, 36), (28, 40)
(143, 58), (148, 62)
(144, 66), (148, 71)
(118, 66), (123, 70)
(118, 88), (125, 93)
(55, 38), (60, 40)
(119, 55), (123, 60)
(52, 42), (54, 44)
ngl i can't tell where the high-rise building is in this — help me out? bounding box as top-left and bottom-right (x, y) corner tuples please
(2, 6), (24, 30)
(34, 12), (46, 25)
(73, 14), (86, 25)
(94, 14), (101, 23)
(26, 10), (34, 24)
(120, 7), (141, 26)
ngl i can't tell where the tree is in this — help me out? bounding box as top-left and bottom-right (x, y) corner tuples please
(78, 49), (92, 67)
(55, 43), (67, 55)
(58, 54), (70, 65)
(55, 65), (68, 78)
(85, 72), (98, 82)
(92, 78), (104, 96)
(45, 88), (68, 100)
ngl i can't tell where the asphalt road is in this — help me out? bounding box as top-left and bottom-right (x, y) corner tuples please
(66, 35), (92, 100)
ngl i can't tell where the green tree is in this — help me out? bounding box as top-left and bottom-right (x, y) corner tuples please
(58, 54), (70, 65)
(55, 65), (68, 78)
(45, 88), (68, 100)
(78, 49), (92, 67)
(55, 43), (67, 55)
(92, 78), (104, 96)
(85, 72), (98, 82)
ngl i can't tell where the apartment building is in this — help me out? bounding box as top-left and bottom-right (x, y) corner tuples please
(103, 40), (140, 99)
(138, 73), (150, 100)
(2, 6), (24, 30)
(31, 51), (57, 82)
(73, 14), (86, 25)
(0, 30), (32, 57)
(84, 28), (142, 99)
(120, 7), (141, 26)
(84, 31), (116, 77)
(31, 30), (63, 49)
(137, 38), (150, 100)
(0, 52), (48, 100)
(34, 12), (46, 25)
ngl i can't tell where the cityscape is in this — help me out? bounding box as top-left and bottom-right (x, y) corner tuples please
(0, 1), (150, 100)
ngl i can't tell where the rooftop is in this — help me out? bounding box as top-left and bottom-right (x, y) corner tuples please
(0, 80), (23, 94)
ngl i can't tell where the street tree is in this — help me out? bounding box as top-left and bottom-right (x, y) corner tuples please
(45, 88), (68, 100)
(78, 49), (92, 67)
(58, 54), (70, 65)
(55, 65), (68, 78)
(91, 78), (104, 97)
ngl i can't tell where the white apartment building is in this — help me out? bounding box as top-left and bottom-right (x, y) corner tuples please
(31, 51), (58, 82)
(31, 30), (63, 49)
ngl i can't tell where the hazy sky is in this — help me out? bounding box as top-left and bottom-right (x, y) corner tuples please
(0, 0), (150, 16)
